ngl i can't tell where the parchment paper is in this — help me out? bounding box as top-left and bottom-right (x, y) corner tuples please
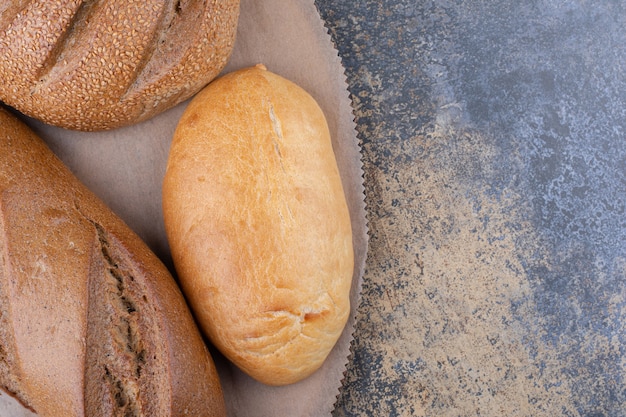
(20, 0), (367, 416)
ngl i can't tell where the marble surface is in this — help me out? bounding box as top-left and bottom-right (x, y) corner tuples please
(315, 1), (626, 416)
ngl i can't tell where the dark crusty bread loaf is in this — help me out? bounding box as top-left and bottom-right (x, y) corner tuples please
(162, 65), (354, 386)
(0, 107), (226, 416)
(0, 0), (239, 131)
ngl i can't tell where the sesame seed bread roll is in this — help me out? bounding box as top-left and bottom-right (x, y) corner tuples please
(0, 107), (226, 417)
(0, 0), (239, 131)
(162, 65), (354, 386)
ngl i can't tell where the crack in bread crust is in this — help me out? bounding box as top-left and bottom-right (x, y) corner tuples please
(84, 221), (168, 417)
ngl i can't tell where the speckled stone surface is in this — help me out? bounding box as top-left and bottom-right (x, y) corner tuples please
(315, 1), (626, 416)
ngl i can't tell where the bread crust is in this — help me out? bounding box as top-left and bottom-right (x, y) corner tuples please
(163, 65), (354, 386)
(0, 0), (240, 131)
(0, 107), (226, 416)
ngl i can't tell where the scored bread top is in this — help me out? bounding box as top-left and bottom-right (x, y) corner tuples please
(0, 107), (226, 416)
(0, 0), (239, 131)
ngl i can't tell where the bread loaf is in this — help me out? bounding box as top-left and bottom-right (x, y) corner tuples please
(0, 107), (226, 416)
(162, 65), (354, 386)
(0, 0), (239, 131)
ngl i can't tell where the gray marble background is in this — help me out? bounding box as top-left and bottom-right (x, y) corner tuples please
(315, 1), (626, 416)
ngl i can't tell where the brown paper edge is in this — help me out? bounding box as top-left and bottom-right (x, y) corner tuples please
(17, 0), (367, 416)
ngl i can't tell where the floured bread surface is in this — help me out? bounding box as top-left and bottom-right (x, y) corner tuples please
(0, 107), (226, 416)
(0, 0), (239, 131)
(163, 65), (354, 386)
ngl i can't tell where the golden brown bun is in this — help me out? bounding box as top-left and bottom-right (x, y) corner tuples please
(162, 64), (354, 386)
(0, 107), (226, 417)
(0, 0), (239, 131)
